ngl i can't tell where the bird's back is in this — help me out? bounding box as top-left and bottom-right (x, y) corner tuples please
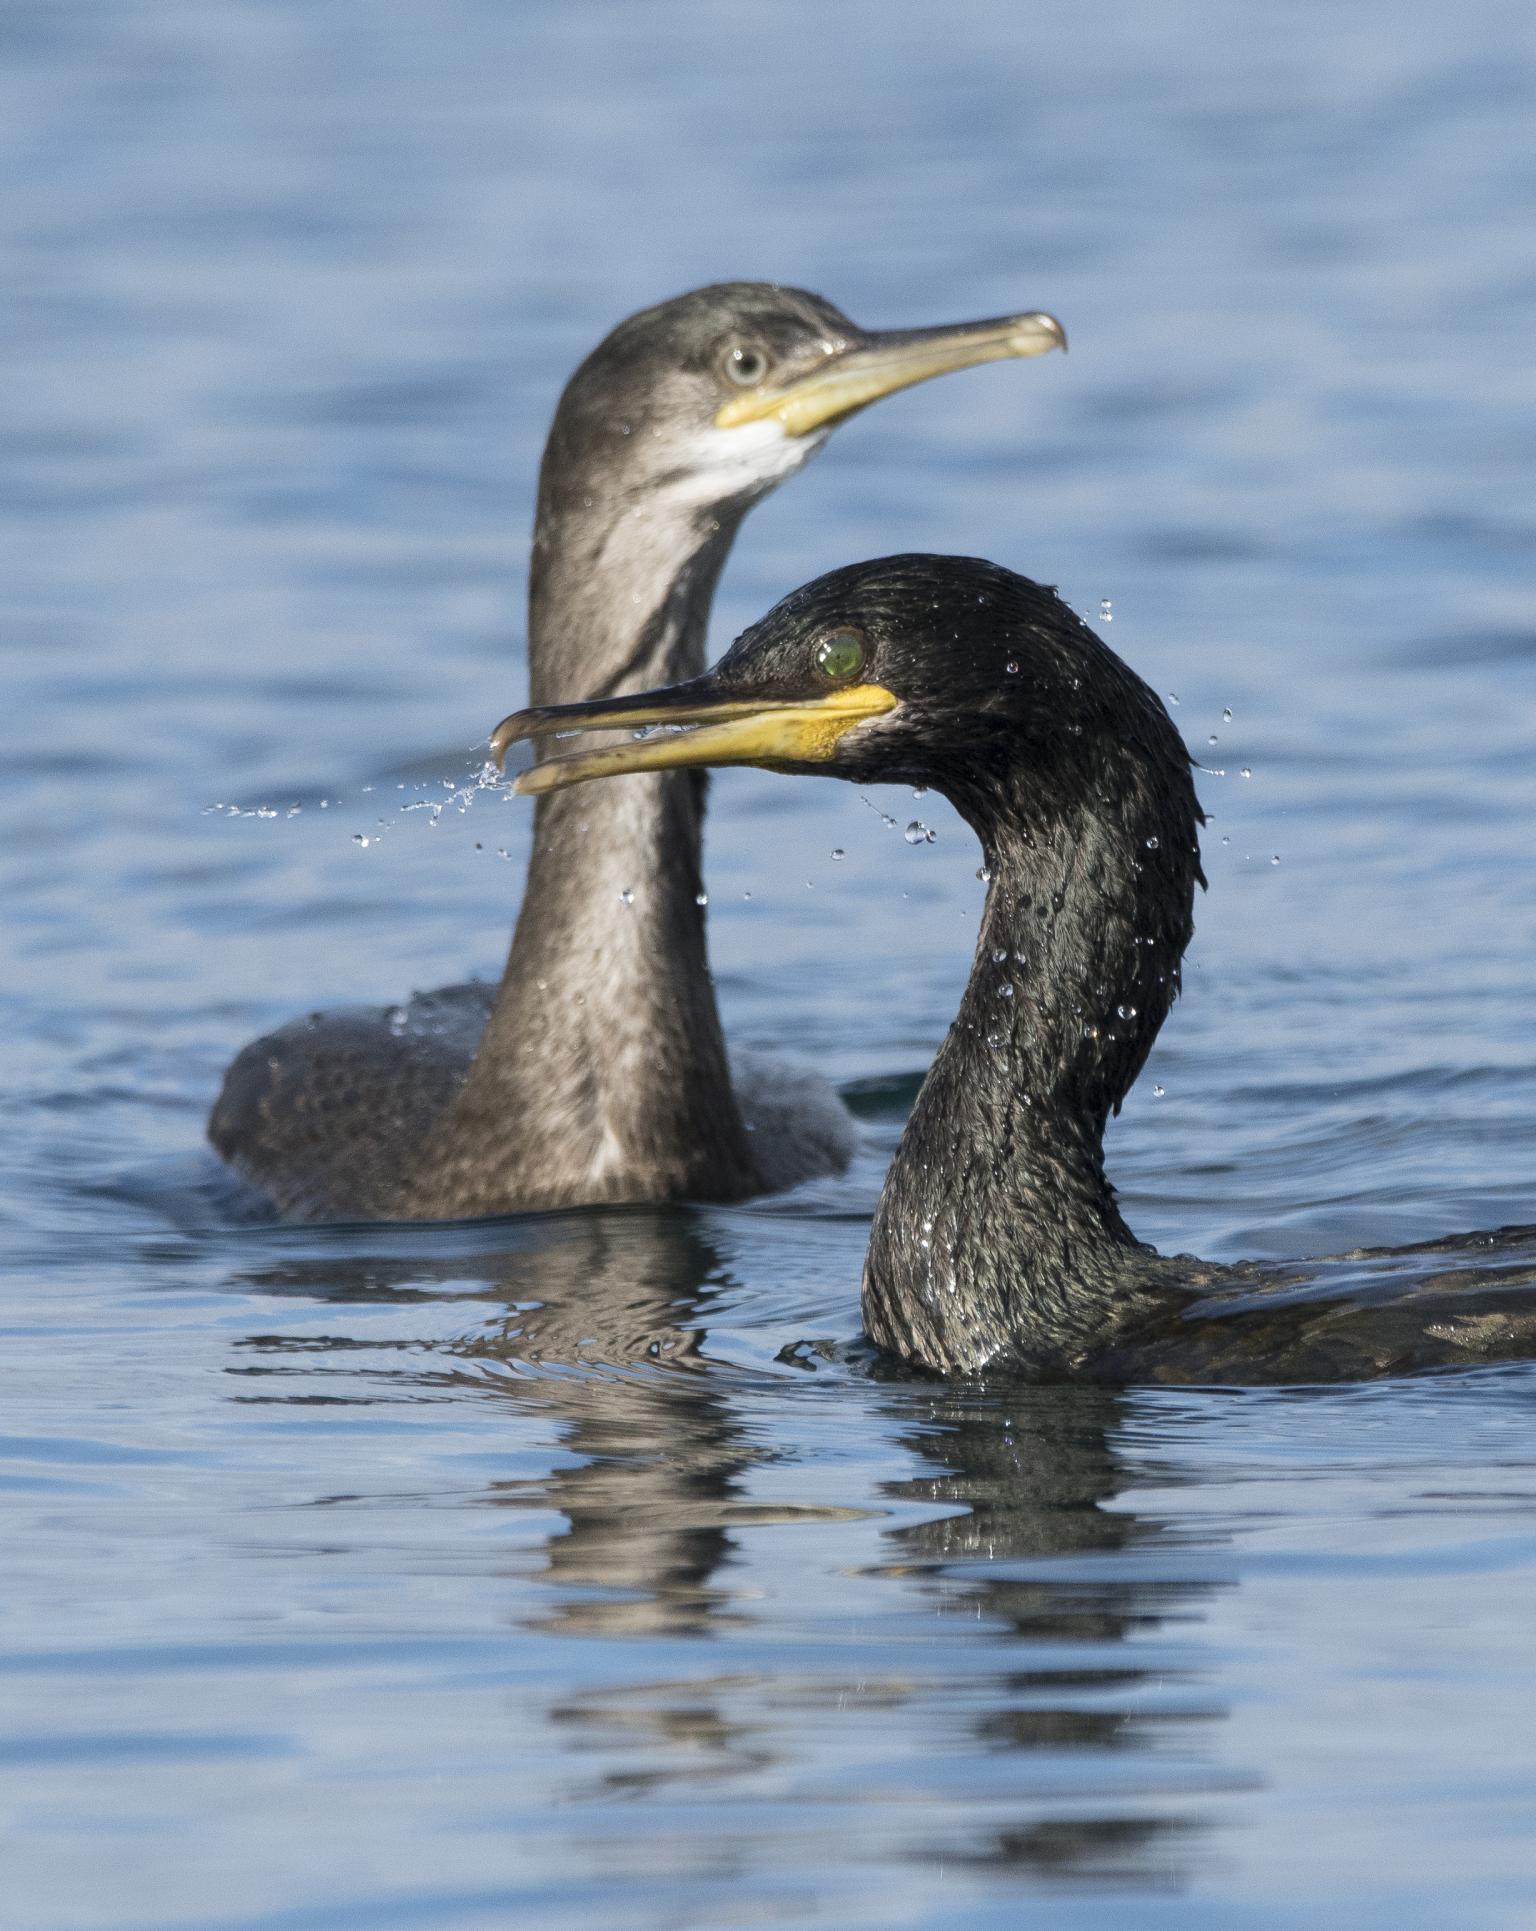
(1081, 1227), (1536, 1384)
(208, 983), (495, 1221)
(209, 985), (856, 1221)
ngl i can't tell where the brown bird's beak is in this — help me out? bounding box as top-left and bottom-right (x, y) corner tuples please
(713, 310), (1066, 436)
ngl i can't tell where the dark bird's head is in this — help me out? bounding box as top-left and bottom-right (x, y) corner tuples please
(501, 553), (1198, 864)
(539, 283), (1066, 524)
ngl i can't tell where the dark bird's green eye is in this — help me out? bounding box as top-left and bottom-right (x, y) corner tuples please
(814, 629), (866, 682)
(721, 343), (770, 387)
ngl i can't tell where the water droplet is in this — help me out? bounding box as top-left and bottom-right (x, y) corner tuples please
(695, 890), (709, 907)
(830, 847), (844, 861)
(1221, 834), (1231, 846)
(1208, 734), (1218, 745)
(975, 864), (992, 883)
(1116, 1003), (1137, 1020)
(742, 890), (752, 900)
(320, 799), (330, 809)
(1083, 1023), (1100, 1041)
(991, 948), (1009, 964)
(1241, 766), (1252, 779)
(1271, 853), (1281, 866)
(387, 1006), (408, 1037)
(618, 887), (634, 905)
(911, 785), (928, 798)
(999, 983), (1014, 1000)
(1153, 1083), (1166, 1097)
(986, 1031), (1005, 1050)
(1099, 598), (1113, 623)
(1222, 706), (1233, 723)
(1167, 692), (1180, 706)
(904, 821), (935, 845)
(1145, 836), (1160, 850)
(1005, 659), (1020, 675)
(352, 833), (370, 847)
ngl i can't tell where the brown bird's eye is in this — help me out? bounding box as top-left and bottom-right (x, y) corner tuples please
(721, 342), (770, 387)
(814, 629), (866, 682)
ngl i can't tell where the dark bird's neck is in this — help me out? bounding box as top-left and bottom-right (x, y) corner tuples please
(863, 749), (1200, 1374)
(402, 474), (757, 1216)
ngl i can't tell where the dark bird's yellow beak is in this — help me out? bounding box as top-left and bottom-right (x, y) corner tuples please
(492, 681), (899, 796)
(714, 309), (1066, 437)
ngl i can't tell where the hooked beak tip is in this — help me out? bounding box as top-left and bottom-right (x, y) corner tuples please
(1004, 311), (1066, 357)
(489, 713), (522, 773)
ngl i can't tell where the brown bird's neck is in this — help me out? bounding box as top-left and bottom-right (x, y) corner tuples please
(401, 485), (757, 1218)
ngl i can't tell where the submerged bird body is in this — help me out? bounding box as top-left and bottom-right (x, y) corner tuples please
(497, 554), (1536, 1383)
(211, 287), (1065, 1221)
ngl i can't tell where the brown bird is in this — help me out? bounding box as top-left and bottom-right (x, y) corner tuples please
(210, 286), (1065, 1221)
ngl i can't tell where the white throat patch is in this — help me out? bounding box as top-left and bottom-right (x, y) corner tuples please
(658, 418), (826, 513)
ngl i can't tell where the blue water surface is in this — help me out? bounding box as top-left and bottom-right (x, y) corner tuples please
(5, 2), (1536, 1925)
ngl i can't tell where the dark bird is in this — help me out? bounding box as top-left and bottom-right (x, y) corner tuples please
(210, 287), (1065, 1221)
(493, 553), (1536, 1383)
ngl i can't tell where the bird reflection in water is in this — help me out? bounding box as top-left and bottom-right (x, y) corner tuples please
(476, 1253), (1245, 1885)
(228, 1221), (1242, 1888)
(878, 1383), (1242, 1886)
(467, 1211), (768, 1642)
